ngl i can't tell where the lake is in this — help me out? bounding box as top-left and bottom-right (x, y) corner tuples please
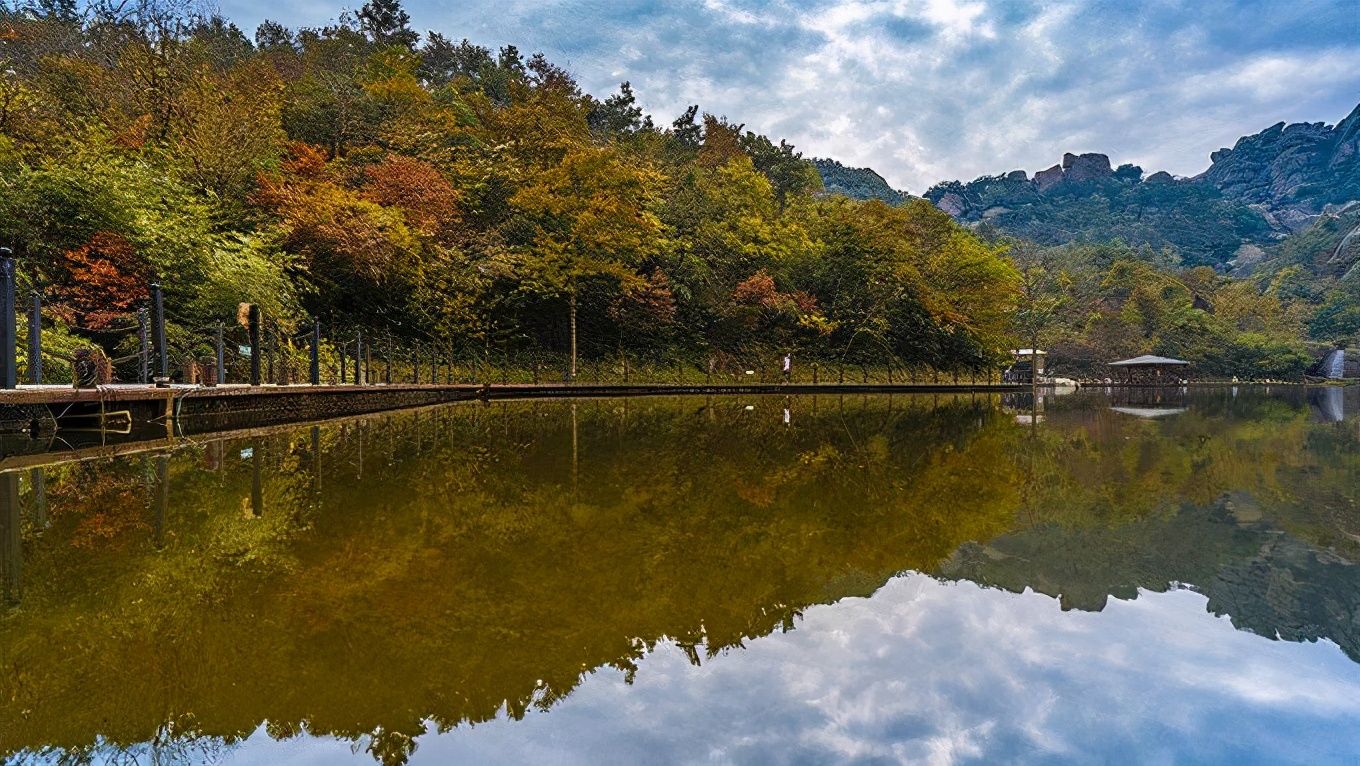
(1, 386), (1358, 765)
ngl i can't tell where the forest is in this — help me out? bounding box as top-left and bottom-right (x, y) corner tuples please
(0, 0), (1329, 382)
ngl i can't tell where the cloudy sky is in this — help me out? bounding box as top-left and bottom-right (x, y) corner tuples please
(215, 0), (1360, 193)
(235, 576), (1360, 763)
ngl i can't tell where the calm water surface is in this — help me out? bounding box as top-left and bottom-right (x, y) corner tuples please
(1, 387), (1359, 764)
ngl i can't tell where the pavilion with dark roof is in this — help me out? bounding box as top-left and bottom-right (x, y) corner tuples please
(1108, 355), (1190, 384)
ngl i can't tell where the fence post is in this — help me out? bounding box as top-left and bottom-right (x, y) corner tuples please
(264, 320), (274, 384)
(137, 308), (150, 384)
(215, 322), (225, 385)
(385, 334), (393, 384)
(0, 253), (15, 389)
(247, 304), (261, 386)
(310, 321), (320, 385)
(27, 291), (41, 385)
(354, 329), (363, 385)
(151, 282), (168, 380)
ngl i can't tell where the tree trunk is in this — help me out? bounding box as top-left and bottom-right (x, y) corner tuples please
(1031, 326), (1039, 398)
(569, 290), (578, 383)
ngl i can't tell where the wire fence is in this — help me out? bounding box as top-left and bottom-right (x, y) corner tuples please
(0, 256), (1015, 390)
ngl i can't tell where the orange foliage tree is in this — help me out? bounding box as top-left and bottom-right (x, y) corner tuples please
(51, 232), (148, 329)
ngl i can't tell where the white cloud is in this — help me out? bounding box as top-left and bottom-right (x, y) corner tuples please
(228, 574), (1360, 764)
(219, 0), (1360, 192)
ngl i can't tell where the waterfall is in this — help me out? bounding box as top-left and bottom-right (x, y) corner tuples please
(1324, 349), (1346, 379)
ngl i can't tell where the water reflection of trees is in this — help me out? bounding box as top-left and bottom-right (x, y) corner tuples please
(0, 395), (1020, 764)
(0, 389), (1356, 764)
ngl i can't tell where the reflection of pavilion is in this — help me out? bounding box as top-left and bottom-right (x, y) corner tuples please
(1108, 355), (1190, 384)
(1104, 386), (1192, 409)
(1110, 406), (1187, 419)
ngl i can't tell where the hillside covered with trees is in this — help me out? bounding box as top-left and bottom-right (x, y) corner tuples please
(811, 158), (909, 205)
(0, 0), (1024, 380)
(0, 0), (1345, 381)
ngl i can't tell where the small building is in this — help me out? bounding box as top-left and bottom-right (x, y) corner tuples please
(1005, 349), (1046, 384)
(1108, 355), (1190, 384)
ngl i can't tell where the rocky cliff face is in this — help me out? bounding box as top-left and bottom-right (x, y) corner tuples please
(919, 150), (1275, 266)
(923, 152), (1153, 222)
(1201, 103), (1360, 227)
(818, 102), (1360, 268)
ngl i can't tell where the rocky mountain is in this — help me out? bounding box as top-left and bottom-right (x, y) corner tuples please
(812, 158), (910, 205)
(1202, 103), (1360, 230)
(922, 153), (1274, 267)
(816, 102), (1360, 269)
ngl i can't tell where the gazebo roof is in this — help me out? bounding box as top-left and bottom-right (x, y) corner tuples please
(1108, 355), (1190, 367)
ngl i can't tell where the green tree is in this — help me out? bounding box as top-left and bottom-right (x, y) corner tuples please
(357, 0), (419, 49)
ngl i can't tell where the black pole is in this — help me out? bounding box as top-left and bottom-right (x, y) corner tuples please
(354, 329), (362, 385)
(0, 254), (15, 389)
(250, 442), (263, 517)
(265, 320), (274, 384)
(310, 321), (320, 385)
(30, 467), (47, 529)
(0, 471), (18, 604)
(137, 307), (149, 384)
(311, 425), (321, 493)
(247, 304), (261, 386)
(215, 321), (225, 385)
(154, 454), (168, 549)
(151, 282), (168, 380)
(27, 291), (40, 385)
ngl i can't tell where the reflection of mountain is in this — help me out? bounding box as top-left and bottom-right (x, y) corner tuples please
(1, 389), (1357, 765)
(936, 496), (1360, 661)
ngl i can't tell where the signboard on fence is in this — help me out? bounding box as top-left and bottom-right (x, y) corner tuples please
(239, 345), (252, 357)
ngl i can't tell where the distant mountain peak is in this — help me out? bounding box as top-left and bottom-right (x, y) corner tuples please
(1201, 105), (1360, 219)
(811, 158), (911, 204)
(916, 101), (1360, 267)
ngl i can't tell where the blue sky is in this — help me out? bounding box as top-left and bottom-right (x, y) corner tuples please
(215, 0), (1360, 193)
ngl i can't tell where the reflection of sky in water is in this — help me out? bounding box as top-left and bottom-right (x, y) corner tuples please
(228, 574), (1360, 765)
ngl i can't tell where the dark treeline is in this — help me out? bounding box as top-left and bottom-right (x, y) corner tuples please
(0, 0), (1017, 381)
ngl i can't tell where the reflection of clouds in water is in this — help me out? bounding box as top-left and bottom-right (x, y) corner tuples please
(233, 575), (1360, 765)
